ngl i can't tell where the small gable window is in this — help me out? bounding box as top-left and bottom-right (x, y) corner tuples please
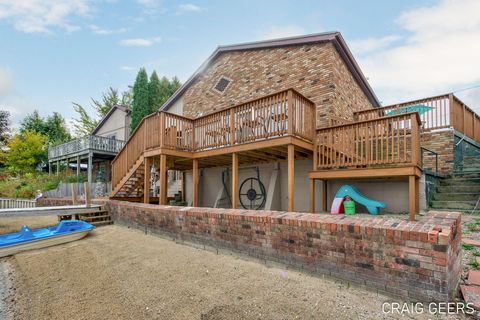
(213, 76), (232, 94)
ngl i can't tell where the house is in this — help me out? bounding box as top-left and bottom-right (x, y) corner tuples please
(48, 105), (131, 183)
(110, 31), (480, 219)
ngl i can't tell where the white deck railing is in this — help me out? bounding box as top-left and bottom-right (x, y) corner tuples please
(0, 198), (36, 209)
(48, 135), (125, 159)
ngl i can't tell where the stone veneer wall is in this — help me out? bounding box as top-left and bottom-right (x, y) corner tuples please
(106, 200), (461, 301)
(182, 43), (374, 128)
(420, 129), (455, 174)
(330, 47), (373, 121)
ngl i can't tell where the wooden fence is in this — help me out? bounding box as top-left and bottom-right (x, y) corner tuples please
(0, 198), (36, 209)
(111, 88), (315, 188)
(44, 182), (111, 199)
(314, 113), (421, 170)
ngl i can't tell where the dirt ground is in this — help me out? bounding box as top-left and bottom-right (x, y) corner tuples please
(0, 216), (464, 320)
(0, 215), (58, 234)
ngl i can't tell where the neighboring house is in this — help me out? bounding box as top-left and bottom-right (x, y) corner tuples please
(111, 31), (480, 218)
(48, 105), (131, 183)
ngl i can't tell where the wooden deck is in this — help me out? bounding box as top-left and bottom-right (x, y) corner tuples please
(111, 88), (479, 221)
(111, 88), (316, 211)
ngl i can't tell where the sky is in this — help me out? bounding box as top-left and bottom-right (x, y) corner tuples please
(0, 0), (480, 129)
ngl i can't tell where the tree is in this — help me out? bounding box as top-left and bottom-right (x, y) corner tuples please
(148, 74), (181, 112)
(20, 111), (71, 145)
(148, 71), (162, 112)
(20, 111), (71, 144)
(72, 87), (132, 137)
(72, 103), (98, 137)
(2, 131), (48, 173)
(0, 110), (10, 148)
(44, 112), (72, 144)
(130, 68), (150, 132)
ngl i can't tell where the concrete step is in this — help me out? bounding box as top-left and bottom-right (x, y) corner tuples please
(440, 177), (480, 186)
(452, 171), (480, 177)
(432, 193), (480, 201)
(80, 214), (111, 221)
(430, 200), (478, 210)
(437, 185), (480, 193)
(91, 220), (113, 227)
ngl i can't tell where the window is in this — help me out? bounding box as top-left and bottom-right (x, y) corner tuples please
(213, 76), (232, 94)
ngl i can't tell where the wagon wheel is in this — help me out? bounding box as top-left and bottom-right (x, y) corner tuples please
(239, 177), (266, 210)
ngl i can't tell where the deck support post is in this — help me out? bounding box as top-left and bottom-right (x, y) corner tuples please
(76, 156), (81, 177)
(84, 182), (91, 207)
(322, 180), (327, 212)
(408, 175), (418, 221)
(309, 179), (315, 213)
(56, 160), (60, 175)
(87, 152), (93, 183)
(232, 153), (238, 209)
(48, 161), (52, 174)
(287, 144), (295, 212)
(143, 157), (152, 204)
(192, 159), (199, 207)
(159, 154), (167, 205)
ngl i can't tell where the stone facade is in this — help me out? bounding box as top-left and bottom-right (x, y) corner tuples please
(182, 42), (374, 128)
(421, 130), (455, 174)
(106, 200), (461, 301)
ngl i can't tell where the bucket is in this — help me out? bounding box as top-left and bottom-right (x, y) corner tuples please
(344, 200), (356, 215)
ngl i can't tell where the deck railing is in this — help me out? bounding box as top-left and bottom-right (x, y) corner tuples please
(111, 89), (315, 188)
(353, 93), (480, 141)
(48, 135), (125, 160)
(314, 113), (421, 170)
(0, 198), (36, 209)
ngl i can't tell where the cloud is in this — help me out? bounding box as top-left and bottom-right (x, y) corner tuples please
(89, 24), (128, 35)
(119, 36), (161, 47)
(0, 69), (13, 95)
(0, 0), (90, 33)
(352, 0), (480, 107)
(177, 4), (203, 13)
(136, 0), (158, 7)
(257, 25), (306, 40)
(136, 0), (166, 15)
(349, 35), (402, 55)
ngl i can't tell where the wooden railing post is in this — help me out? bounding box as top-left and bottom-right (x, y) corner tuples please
(287, 89), (294, 135)
(159, 112), (165, 148)
(411, 113), (420, 166)
(230, 108), (235, 146)
(449, 93), (454, 129)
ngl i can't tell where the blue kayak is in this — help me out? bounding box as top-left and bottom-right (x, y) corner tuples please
(0, 220), (95, 257)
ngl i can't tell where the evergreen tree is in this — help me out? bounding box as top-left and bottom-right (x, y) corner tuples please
(148, 71), (162, 112)
(130, 68), (150, 132)
(20, 111), (71, 145)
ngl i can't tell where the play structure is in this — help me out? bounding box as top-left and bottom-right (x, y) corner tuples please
(331, 185), (386, 215)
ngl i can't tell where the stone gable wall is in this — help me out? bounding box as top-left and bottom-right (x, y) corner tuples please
(182, 43), (375, 128)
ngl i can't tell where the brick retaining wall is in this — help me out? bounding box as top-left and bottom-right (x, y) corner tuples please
(106, 200), (462, 301)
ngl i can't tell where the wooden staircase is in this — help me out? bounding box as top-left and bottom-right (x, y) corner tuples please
(58, 206), (113, 227)
(111, 155), (145, 198)
(77, 209), (113, 227)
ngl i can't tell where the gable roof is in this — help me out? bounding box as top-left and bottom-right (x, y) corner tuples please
(91, 105), (131, 135)
(160, 31), (380, 111)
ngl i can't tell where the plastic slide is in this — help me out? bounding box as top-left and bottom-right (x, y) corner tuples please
(330, 197), (345, 214)
(332, 185), (386, 215)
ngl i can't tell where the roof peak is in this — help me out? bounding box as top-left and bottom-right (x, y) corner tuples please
(160, 31), (380, 111)
(216, 31), (340, 51)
